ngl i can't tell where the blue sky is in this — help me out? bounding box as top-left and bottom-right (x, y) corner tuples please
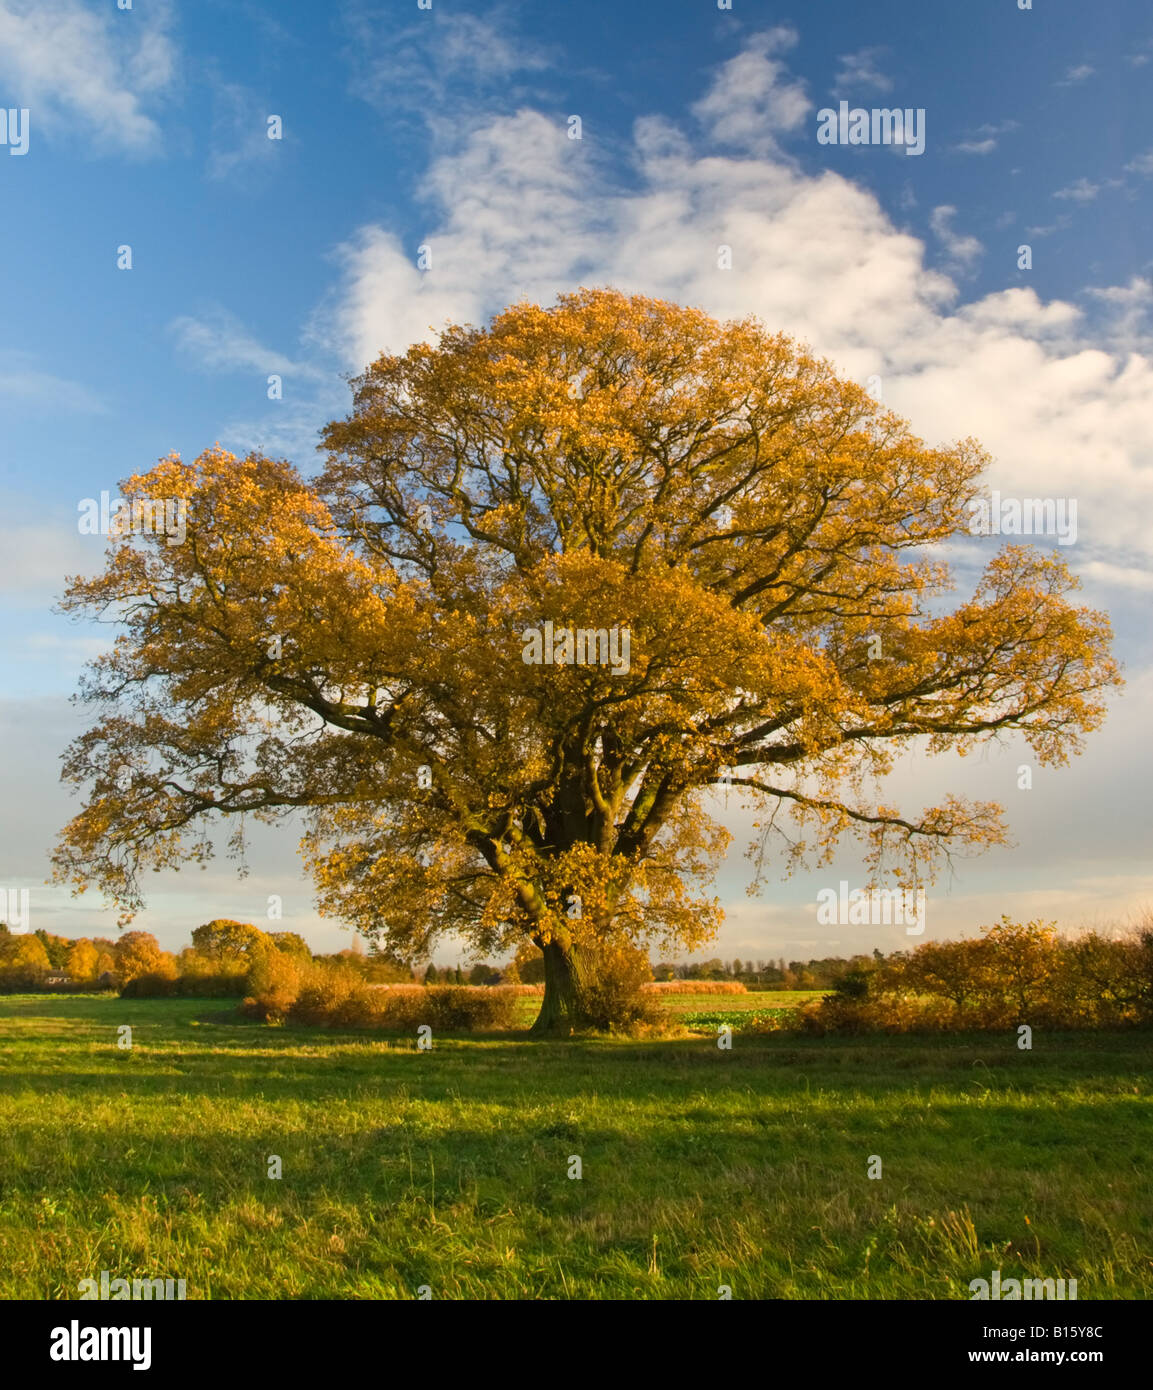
(2, 0), (1151, 959)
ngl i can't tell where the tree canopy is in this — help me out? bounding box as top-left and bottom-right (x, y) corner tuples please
(53, 288), (1121, 1034)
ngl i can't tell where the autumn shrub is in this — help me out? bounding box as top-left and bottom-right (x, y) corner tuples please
(270, 982), (520, 1031)
(387, 985), (519, 1031)
(576, 942), (668, 1033)
(173, 966), (249, 998)
(793, 992), (960, 1036)
(242, 949), (308, 1021)
(332, 987), (394, 1029)
(120, 971), (177, 998)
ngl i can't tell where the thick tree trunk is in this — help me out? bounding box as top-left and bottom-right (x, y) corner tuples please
(529, 938), (595, 1037)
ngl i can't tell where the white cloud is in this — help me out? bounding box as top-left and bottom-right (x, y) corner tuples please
(831, 46), (892, 95)
(1058, 63), (1095, 85)
(1053, 177), (1101, 203)
(953, 138), (996, 155)
(0, 513), (102, 607)
(169, 308), (329, 382)
(344, 3), (551, 121)
(691, 26), (812, 157)
(205, 78), (282, 183)
(317, 34), (1153, 595)
(953, 121), (1018, 156)
(1124, 150), (1153, 176)
(929, 205), (983, 270)
(0, 0), (175, 154)
(0, 351), (107, 414)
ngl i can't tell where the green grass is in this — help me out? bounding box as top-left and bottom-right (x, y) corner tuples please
(507, 986), (824, 1028)
(0, 993), (1150, 1300)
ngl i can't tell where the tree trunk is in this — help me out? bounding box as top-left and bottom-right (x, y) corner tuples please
(529, 938), (595, 1037)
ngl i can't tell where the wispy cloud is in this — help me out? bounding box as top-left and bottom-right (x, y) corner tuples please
(1053, 177), (1102, 203)
(831, 46), (892, 95)
(0, 351), (107, 414)
(205, 77), (283, 183)
(1057, 63), (1095, 86)
(343, 3), (552, 127)
(953, 120), (1017, 155)
(0, 0), (176, 154)
(929, 205), (982, 270)
(168, 308), (329, 382)
(953, 138), (995, 155)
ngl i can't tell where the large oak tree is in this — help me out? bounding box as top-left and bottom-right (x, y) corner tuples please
(53, 289), (1121, 1035)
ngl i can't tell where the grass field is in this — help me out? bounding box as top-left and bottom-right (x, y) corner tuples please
(1, 993), (1150, 1300)
(507, 987), (827, 1029)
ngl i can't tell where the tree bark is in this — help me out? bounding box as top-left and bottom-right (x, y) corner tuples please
(529, 938), (595, 1037)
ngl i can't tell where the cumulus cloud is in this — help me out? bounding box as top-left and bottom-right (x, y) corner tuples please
(314, 34), (1153, 600)
(691, 26), (812, 156)
(0, 0), (175, 154)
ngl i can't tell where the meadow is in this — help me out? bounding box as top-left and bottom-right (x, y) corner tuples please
(0, 992), (1149, 1300)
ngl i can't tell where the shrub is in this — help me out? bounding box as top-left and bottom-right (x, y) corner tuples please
(120, 971), (177, 998)
(286, 959), (362, 1026)
(380, 985), (519, 1032)
(574, 942), (667, 1033)
(175, 965), (249, 997)
(829, 968), (872, 1001)
(254, 981), (521, 1032)
(243, 949), (308, 1021)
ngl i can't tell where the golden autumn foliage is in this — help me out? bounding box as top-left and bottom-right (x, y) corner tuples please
(53, 289), (1122, 1034)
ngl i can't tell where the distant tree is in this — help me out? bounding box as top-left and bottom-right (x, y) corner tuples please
(191, 920), (269, 962)
(468, 963), (499, 986)
(424, 963), (439, 985)
(0, 933), (51, 988)
(268, 931), (311, 959)
(979, 917), (1058, 1017)
(732, 958), (743, 976)
(454, 965), (464, 985)
(115, 931), (176, 984)
(901, 938), (986, 1009)
(363, 949), (412, 983)
(512, 940), (547, 984)
(66, 939), (100, 981)
(34, 929), (72, 970)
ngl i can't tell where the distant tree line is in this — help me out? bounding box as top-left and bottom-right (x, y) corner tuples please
(649, 952), (889, 990)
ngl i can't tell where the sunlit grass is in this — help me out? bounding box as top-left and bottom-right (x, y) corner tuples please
(0, 995), (1149, 1299)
